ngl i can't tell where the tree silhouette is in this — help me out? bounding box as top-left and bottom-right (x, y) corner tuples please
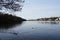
(0, 0), (25, 13)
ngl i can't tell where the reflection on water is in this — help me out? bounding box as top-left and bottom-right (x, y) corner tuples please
(0, 21), (23, 29)
(37, 21), (60, 24)
(0, 21), (23, 35)
(0, 21), (60, 40)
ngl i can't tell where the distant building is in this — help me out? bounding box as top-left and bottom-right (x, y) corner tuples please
(55, 18), (58, 21)
(58, 17), (60, 21)
(55, 17), (60, 21)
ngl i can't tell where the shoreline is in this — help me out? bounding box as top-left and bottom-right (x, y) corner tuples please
(0, 12), (26, 25)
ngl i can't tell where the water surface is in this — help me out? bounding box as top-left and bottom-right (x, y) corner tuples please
(0, 21), (60, 40)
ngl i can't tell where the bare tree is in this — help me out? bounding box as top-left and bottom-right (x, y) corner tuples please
(0, 0), (25, 14)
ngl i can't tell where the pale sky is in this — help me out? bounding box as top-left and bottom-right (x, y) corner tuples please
(16, 0), (60, 19)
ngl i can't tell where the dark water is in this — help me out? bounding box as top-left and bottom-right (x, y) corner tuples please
(0, 21), (60, 40)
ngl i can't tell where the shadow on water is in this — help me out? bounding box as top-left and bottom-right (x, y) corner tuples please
(0, 21), (23, 29)
(0, 21), (23, 35)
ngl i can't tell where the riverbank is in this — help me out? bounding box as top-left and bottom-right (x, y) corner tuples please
(0, 12), (26, 25)
(28, 17), (60, 21)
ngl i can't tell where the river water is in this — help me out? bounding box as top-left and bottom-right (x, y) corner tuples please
(0, 21), (60, 40)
